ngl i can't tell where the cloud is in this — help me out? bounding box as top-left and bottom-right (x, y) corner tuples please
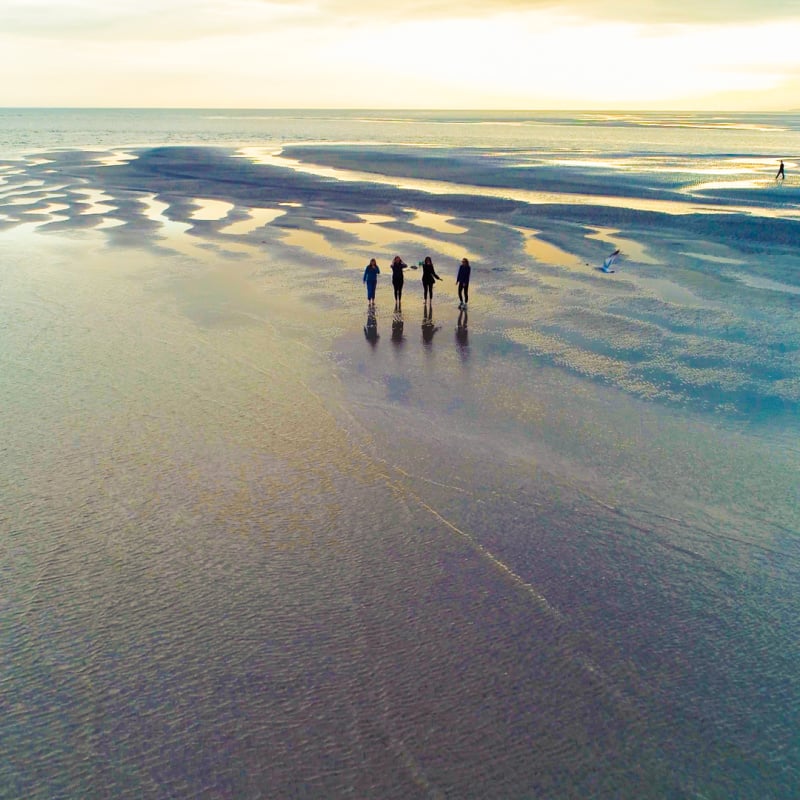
(2, 0), (800, 108)
(1, 0), (309, 41)
(314, 13), (800, 107)
(318, 0), (800, 25)
(5, 0), (800, 44)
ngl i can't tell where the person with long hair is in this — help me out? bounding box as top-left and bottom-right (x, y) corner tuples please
(389, 255), (408, 308)
(420, 256), (442, 304)
(363, 258), (380, 305)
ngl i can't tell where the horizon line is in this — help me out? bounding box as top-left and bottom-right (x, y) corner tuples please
(1, 106), (799, 114)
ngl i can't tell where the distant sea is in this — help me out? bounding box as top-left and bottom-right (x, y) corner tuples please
(3, 106), (800, 153)
(2, 109), (799, 799)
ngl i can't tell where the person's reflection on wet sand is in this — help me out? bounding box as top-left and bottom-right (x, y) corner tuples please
(391, 311), (405, 346)
(456, 308), (469, 361)
(364, 307), (379, 348)
(421, 303), (440, 347)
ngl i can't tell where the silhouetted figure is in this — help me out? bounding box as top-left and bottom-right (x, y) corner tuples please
(391, 311), (405, 345)
(390, 255), (408, 308)
(421, 303), (440, 346)
(363, 258), (380, 305)
(456, 257), (471, 309)
(364, 307), (379, 347)
(420, 256), (442, 304)
(776, 160), (786, 181)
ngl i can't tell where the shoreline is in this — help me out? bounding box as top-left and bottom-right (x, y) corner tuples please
(4, 144), (796, 420)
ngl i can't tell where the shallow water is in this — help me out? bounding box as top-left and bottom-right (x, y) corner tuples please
(2, 112), (799, 798)
(3, 221), (797, 799)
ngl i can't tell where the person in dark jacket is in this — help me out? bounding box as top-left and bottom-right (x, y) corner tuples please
(456, 257), (471, 309)
(420, 256), (442, 304)
(390, 255), (408, 308)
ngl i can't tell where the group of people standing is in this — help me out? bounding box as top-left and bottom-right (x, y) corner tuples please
(363, 255), (471, 310)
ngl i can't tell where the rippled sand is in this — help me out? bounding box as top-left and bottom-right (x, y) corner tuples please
(1, 148), (798, 799)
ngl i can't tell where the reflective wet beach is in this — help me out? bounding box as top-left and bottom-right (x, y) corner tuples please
(2, 126), (799, 798)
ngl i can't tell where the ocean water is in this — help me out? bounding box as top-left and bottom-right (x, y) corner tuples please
(1, 109), (799, 799)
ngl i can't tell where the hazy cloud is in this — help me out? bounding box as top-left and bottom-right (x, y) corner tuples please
(1, 0), (309, 40)
(4, 0), (800, 43)
(3, 0), (800, 108)
(318, 0), (800, 24)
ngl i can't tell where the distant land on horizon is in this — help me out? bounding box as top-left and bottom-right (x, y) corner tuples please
(1, 106), (799, 114)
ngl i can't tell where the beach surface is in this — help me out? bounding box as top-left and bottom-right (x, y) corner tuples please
(2, 136), (799, 798)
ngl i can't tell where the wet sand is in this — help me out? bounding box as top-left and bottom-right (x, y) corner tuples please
(2, 146), (799, 798)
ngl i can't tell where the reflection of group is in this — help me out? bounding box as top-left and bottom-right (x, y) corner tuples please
(364, 306), (379, 347)
(362, 256), (470, 356)
(421, 302), (440, 346)
(456, 308), (468, 350)
(363, 254), (471, 310)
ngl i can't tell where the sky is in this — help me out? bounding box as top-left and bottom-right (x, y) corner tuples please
(3, 0), (800, 109)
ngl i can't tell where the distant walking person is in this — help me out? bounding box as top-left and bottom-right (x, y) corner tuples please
(456, 257), (471, 309)
(420, 256), (442, 304)
(363, 258), (380, 305)
(390, 255), (408, 308)
(776, 160), (786, 181)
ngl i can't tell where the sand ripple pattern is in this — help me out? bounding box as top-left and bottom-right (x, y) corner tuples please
(3, 146), (798, 420)
(2, 138), (799, 798)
